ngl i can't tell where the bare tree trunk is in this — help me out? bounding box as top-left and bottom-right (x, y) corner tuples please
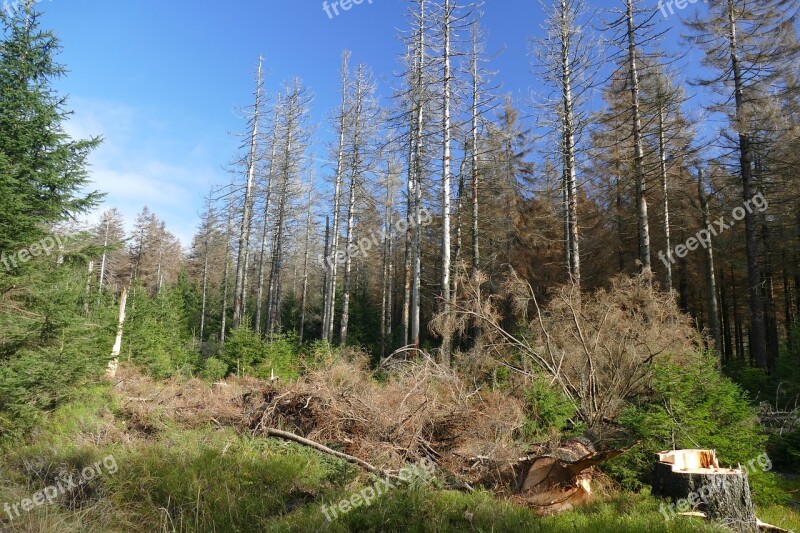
(233, 57), (264, 329)
(615, 168), (625, 273)
(155, 238), (163, 294)
(107, 287), (128, 379)
(559, 0), (580, 288)
(267, 81), (307, 335)
(200, 246), (208, 341)
(220, 194), (234, 345)
(85, 260), (94, 295)
(440, 0), (453, 365)
(470, 22), (480, 277)
(340, 66), (368, 347)
(381, 163), (396, 357)
(411, 0), (426, 350)
(323, 53), (351, 344)
(255, 106), (279, 333)
(726, 0), (766, 368)
(98, 218), (110, 294)
(626, 0), (651, 275)
(732, 267), (744, 361)
(266, 151), (291, 335)
(762, 225), (779, 371)
(563, 166), (571, 277)
(658, 104), (672, 291)
(720, 269), (734, 362)
(387, 215), (395, 354)
(403, 128), (414, 346)
(699, 170), (721, 354)
(298, 186), (313, 344)
(321, 215), (330, 333)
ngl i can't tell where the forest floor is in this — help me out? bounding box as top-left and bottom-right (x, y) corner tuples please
(0, 363), (798, 533)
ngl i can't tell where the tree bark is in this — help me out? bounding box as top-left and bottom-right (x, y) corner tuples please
(653, 450), (757, 532)
(440, 0), (453, 364)
(107, 287), (128, 379)
(626, 0), (651, 275)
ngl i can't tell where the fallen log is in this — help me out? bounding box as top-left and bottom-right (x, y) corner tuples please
(262, 427), (472, 490)
(264, 427), (402, 481)
(652, 449), (759, 532)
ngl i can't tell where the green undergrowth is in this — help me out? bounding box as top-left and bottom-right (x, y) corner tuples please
(0, 382), (798, 532)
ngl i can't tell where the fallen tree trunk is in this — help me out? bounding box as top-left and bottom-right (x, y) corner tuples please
(262, 427), (474, 491)
(263, 427), (401, 480)
(653, 449), (758, 532)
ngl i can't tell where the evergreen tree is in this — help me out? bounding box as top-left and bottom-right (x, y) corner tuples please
(0, 3), (109, 438)
(0, 5), (101, 252)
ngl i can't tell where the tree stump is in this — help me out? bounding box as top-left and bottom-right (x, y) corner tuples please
(652, 449), (758, 532)
(512, 437), (630, 515)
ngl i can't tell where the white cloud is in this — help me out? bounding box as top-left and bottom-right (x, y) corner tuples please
(65, 98), (225, 248)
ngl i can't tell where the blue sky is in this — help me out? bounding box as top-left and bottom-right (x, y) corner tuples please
(39, 0), (692, 246)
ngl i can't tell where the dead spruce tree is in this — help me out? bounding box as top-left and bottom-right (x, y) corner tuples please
(340, 64), (379, 346)
(232, 56), (266, 329)
(386, 0), (436, 349)
(219, 178), (235, 345)
(639, 67), (693, 292)
(685, 0), (800, 368)
(265, 80), (312, 335)
(466, 18), (498, 279)
(435, 270), (697, 427)
(254, 99), (282, 334)
(606, 0), (655, 275)
(532, 0), (602, 289)
(298, 181), (315, 344)
(322, 51), (351, 344)
(409, 0), (428, 350)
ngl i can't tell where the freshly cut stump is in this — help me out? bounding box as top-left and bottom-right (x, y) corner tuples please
(513, 437), (628, 515)
(652, 449), (757, 532)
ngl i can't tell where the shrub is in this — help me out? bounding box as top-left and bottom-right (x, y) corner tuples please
(220, 326), (263, 375)
(606, 354), (785, 504)
(0, 255), (117, 439)
(123, 285), (198, 379)
(221, 326), (300, 380)
(256, 332), (301, 380)
(521, 376), (577, 440)
(201, 357), (229, 381)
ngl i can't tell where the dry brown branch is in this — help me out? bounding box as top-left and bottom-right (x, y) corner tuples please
(264, 427), (402, 480)
(435, 268), (699, 427)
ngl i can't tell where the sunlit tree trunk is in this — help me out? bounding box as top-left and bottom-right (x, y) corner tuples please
(233, 57), (264, 328)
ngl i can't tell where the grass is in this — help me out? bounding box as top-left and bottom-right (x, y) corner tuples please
(268, 487), (732, 533)
(0, 381), (797, 532)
